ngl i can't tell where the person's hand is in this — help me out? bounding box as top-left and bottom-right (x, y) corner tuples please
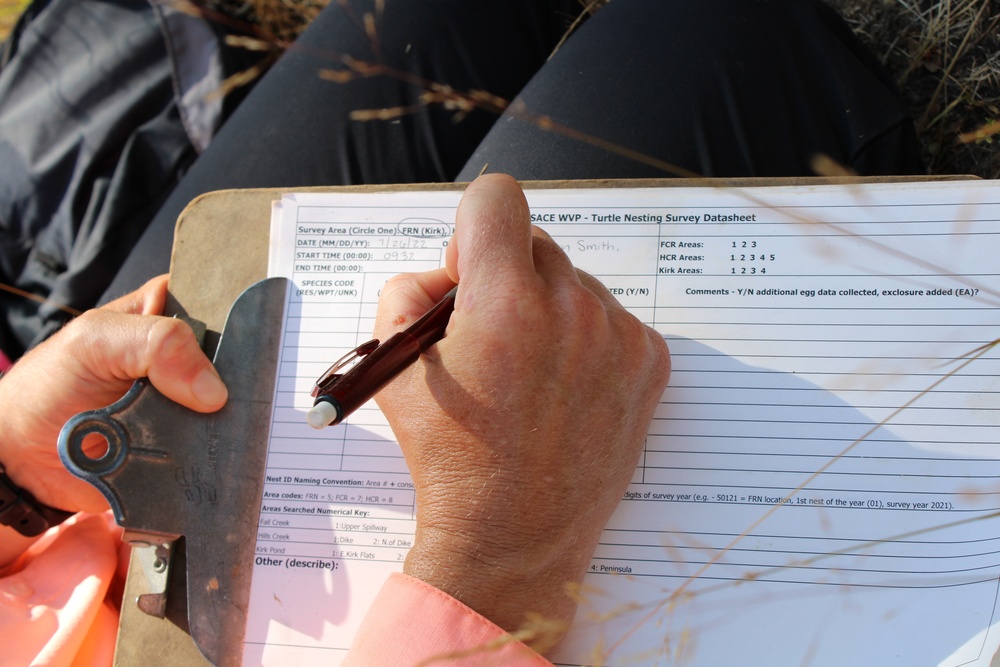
(373, 174), (671, 648)
(0, 275), (228, 515)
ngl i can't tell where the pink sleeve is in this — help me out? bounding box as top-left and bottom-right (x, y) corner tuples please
(0, 513), (121, 667)
(342, 572), (554, 667)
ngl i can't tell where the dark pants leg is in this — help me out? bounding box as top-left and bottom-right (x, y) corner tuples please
(457, 0), (924, 180)
(103, 0), (923, 301)
(102, 0), (579, 300)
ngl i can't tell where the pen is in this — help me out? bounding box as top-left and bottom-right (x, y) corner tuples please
(306, 286), (458, 429)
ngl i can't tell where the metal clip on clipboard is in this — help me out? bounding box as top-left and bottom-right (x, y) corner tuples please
(57, 277), (288, 667)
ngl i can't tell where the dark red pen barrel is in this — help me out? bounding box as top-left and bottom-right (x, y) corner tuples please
(312, 286), (456, 426)
(410, 290), (456, 348)
(321, 332), (421, 422)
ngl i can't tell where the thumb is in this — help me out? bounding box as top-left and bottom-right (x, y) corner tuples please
(93, 275), (226, 411)
(101, 274), (170, 316)
(107, 314), (228, 413)
(57, 309), (228, 414)
(450, 174), (534, 288)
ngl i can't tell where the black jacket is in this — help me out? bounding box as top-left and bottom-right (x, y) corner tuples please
(0, 0), (255, 359)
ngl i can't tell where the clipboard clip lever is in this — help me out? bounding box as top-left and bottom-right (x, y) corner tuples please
(57, 277), (290, 667)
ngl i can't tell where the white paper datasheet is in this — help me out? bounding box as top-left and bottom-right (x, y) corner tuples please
(244, 182), (1000, 666)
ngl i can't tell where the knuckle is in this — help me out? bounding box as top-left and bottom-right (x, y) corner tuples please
(145, 318), (197, 366)
(562, 284), (607, 327)
(58, 310), (112, 363)
(649, 331), (672, 386)
(380, 273), (413, 295)
(609, 310), (671, 388)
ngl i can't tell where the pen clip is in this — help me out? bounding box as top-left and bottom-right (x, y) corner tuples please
(311, 338), (380, 398)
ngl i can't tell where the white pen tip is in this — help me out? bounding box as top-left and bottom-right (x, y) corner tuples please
(306, 401), (339, 429)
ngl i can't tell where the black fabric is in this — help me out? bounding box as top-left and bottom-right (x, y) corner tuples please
(101, 0), (583, 302)
(456, 0), (925, 180)
(103, 0), (923, 304)
(0, 0), (263, 359)
(0, 0), (193, 357)
(0, 0), (925, 356)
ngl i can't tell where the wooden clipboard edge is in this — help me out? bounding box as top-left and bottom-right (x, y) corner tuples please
(164, 175), (976, 334)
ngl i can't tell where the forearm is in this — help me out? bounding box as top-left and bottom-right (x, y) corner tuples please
(0, 458), (75, 569)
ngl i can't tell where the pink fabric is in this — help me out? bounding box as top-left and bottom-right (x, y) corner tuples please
(0, 348), (11, 373)
(343, 573), (553, 667)
(0, 513), (121, 667)
(1, 519), (548, 665)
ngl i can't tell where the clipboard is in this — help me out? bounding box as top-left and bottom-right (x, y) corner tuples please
(110, 175), (972, 666)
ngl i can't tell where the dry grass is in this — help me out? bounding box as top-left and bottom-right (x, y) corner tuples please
(827, 0), (1000, 178)
(195, 0), (328, 43)
(1, 0), (997, 178)
(0, 0), (29, 40)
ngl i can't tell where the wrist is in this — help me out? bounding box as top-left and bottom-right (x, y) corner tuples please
(403, 522), (588, 651)
(0, 463), (74, 537)
(0, 464), (52, 570)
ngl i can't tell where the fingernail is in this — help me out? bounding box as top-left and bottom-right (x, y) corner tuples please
(192, 367), (228, 407)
